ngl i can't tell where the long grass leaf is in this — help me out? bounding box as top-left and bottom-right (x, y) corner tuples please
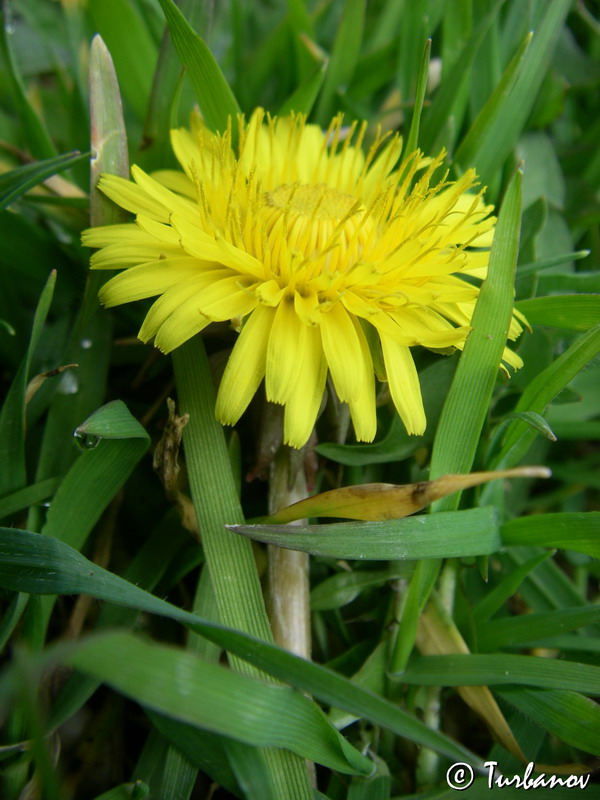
(315, 0), (366, 123)
(429, 168), (522, 498)
(230, 507), (500, 560)
(158, 0), (240, 134)
(0, 528), (484, 768)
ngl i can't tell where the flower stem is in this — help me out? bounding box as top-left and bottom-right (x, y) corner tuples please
(172, 336), (312, 800)
(268, 446), (311, 659)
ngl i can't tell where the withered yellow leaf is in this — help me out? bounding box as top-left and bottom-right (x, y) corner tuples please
(262, 466), (551, 524)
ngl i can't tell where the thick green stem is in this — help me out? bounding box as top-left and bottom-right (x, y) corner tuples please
(172, 336), (312, 800)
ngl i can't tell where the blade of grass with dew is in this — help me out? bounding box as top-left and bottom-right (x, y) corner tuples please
(86, 0), (157, 121)
(495, 686), (600, 756)
(471, 0), (572, 186)
(22, 400), (150, 647)
(515, 295), (600, 332)
(502, 512), (600, 560)
(314, 0), (365, 124)
(31, 36), (124, 489)
(401, 654), (600, 694)
(0, 151), (89, 210)
(0, 528), (485, 768)
(172, 338), (313, 799)
(493, 323), (600, 469)
(0, 271), (55, 497)
(454, 31), (532, 169)
(158, 0), (240, 134)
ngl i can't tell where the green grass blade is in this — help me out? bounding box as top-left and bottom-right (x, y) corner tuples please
(90, 35), (129, 223)
(496, 686), (600, 756)
(502, 513), (600, 559)
(0, 528), (484, 768)
(472, 551), (552, 625)
(279, 64), (327, 116)
(0, 151), (89, 211)
(454, 32), (532, 169)
(517, 250), (590, 278)
(403, 38), (431, 157)
(419, 0), (504, 156)
(0, 477), (60, 520)
(148, 713), (239, 798)
(471, 0), (572, 184)
(429, 167), (522, 501)
(311, 567), (407, 611)
(317, 358), (456, 466)
(0, 271), (56, 496)
(172, 338), (313, 799)
(229, 507), (501, 560)
(141, 0), (210, 169)
(64, 632), (373, 776)
(314, 0), (366, 123)
(515, 295), (600, 332)
(31, 35), (125, 489)
(401, 654), (600, 694)
(87, 0), (157, 121)
(41, 401), (149, 552)
(477, 606), (600, 651)
(0, 5), (55, 159)
(285, 0), (318, 84)
(158, 0), (241, 134)
(495, 324), (600, 467)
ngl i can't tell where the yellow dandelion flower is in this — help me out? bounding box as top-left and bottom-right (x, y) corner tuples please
(83, 109), (524, 448)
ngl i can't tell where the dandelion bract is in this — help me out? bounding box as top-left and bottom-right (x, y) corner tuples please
(84, 110), (523, 447)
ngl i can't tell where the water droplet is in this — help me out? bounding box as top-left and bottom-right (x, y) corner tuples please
(73, 431), (100, 451)
(58, 371), (79, 395)
(80, 338), (93, 350)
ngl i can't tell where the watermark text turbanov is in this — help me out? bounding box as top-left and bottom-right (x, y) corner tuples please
(446, 761), (591, 791)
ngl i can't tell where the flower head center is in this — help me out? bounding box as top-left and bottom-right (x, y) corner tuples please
(267, 183), (358, 221)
